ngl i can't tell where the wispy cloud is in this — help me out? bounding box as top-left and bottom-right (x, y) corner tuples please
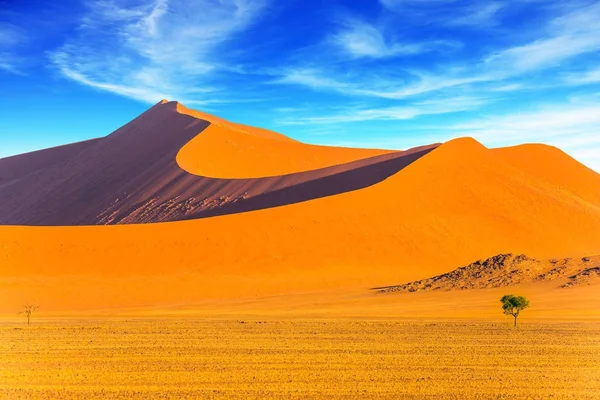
(274, 68), (353, 93)
(447, 2), (505, 27)
(0, 22), (27, 74)
(277, 2), (600, 100)
(565, 67), (600, 84)
(380, 0), (504, 27)
(50, 0), (267, 103)
(0, 22), (22, 47)
(275, 68), (491, 99)
(281, 95), (488, 124)
(330, 17), (456, 59)
(484, 2), (600, 75)
(379, 0), (458, 11)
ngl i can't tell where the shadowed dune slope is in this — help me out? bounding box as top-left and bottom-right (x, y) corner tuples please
(0, 138), (101, 182)
(0, 101), (435, 225)
(1, 116), (600, 310)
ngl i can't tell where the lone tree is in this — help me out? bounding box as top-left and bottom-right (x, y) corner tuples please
(19, 303), (39, 325)
(500, 295), (529, 327)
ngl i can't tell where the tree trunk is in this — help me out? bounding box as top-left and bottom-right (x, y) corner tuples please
(513, 315), (517, 327)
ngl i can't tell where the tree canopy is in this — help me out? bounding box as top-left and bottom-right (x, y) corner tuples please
(500, 294), (529, 326)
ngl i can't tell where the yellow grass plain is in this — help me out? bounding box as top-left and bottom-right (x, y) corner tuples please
(1, 318), (599, 399)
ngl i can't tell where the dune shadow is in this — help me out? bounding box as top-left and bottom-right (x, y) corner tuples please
(0, 101), (439, 226)
(196, 147), (436, 220)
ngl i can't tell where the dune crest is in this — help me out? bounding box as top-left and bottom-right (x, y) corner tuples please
(173, 100), (395, 178)
(0, 100), (435, 225)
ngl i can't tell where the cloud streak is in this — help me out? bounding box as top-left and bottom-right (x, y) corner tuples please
(330, 17), (457, 59)
(280, 96), (488, 124)
(277, 2), (600, 100)
(565, 67), (600, 84)
(0, 22), (27, 74)
(50, 0), (267, 103)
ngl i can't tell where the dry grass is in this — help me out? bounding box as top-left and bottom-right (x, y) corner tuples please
(1, 318), (599, 399)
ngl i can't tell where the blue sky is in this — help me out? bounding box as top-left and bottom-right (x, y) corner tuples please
(1, 0), (599, 171)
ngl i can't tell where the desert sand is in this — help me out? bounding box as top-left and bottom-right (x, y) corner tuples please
(2, 319), (600, 399)
(2, 100), (600, 399)
(1, 100), (600, 313)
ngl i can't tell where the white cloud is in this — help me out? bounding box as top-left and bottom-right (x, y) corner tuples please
(276, 68), (492, 99)
(274, 68), (353, 93)
(278, 2), (600, 100)
(357, 74), (491, 99)
(379, 0), (458, 10)
(489, 83), (525, 92)
(331, 17), (456, 59)
(0, 23), (21, 46)
(484, 2), (600, 75)
(0, 22), (26, 74)
(0, 54), (21, 74)
(565, 67), (600, 84)
(380, 0), (503, 27)
(485, 36), (600, 75)
(446, 2), (505, 27)
(280, 95), (488, 124)
(50, 0), (267, 103)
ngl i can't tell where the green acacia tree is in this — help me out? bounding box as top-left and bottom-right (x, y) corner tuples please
(500, 295), (529, 327)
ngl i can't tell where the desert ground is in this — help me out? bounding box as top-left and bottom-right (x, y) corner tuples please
(2, 282), (600, 398)
(2, 317), (599, 399)
(2, 101), (600, 398)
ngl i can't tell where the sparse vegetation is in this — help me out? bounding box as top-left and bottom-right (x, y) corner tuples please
(18, 303), (39, 325)
(501, 294), (529, 326)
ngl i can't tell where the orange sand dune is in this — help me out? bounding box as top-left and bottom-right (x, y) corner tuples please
(1, 102), (600, 312)
(0, 101), (433, 225)
(493, 144), (600, 206)
(175, 102), (394, 178)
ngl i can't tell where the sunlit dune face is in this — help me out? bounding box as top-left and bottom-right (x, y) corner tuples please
(175, 101), (394, 179)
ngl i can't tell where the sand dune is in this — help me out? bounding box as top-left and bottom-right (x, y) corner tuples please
(493, 144), (600, 206)
(0, 138), (101, 183)
(175, 102), (396, 178)
(1, 101), (600, 312)
(0, 101), (435, 225)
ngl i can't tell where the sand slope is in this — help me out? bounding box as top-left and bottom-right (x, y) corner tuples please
(494, 144), (600, 206)
(175, 102), (396, 178)
(0, 101), (434, 225)
(1, 102), (600, 312)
